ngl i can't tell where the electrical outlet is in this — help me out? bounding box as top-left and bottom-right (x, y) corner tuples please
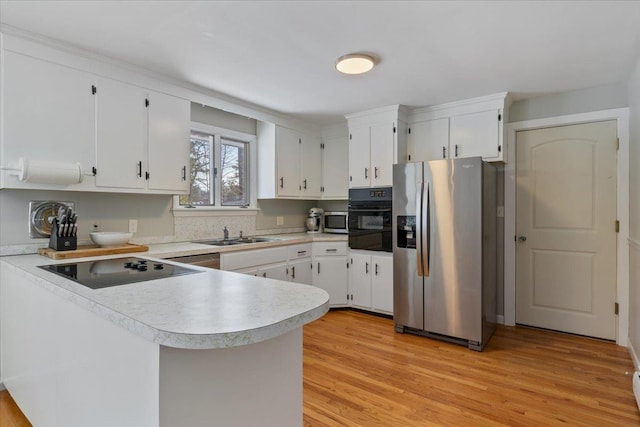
(129, 219), (138, 233)
(497, 206), (505, 218)
(276, 216), (284, 226)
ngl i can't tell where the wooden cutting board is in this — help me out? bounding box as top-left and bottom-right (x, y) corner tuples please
(38, 244), (149, 260)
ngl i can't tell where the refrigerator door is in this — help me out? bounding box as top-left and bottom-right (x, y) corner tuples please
(424, 157), (483, 343)
(392, 162), (424, 330)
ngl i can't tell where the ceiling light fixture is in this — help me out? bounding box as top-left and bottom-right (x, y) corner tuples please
(335, 53), (375, 75)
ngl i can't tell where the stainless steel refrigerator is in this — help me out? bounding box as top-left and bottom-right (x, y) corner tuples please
(392, 157), (497, 351)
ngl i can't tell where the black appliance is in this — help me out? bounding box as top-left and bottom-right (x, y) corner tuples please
(348, 187), (392, 252)
(38, 257), (202, 289)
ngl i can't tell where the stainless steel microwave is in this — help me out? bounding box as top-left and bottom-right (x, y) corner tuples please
(323, 212), (348, 234)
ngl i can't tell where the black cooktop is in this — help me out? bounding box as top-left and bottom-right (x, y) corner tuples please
(38, 257), (202, 289)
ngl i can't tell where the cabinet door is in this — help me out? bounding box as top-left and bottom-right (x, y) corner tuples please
(321, 136), (348, 198)
(276, 126), (302, 196)
(371, 254), (394, 314)
(408, 118), (449, 162)
(289, 258), (312, 285)
(233, 267), (260, 277)
(370, 122), (395, 186)
(259, 262), (289, 281)
(349, 253), (371, 309)
(449, 110), (501, 160)
(3, 51), (95, 174)
(301, 135), (322, 198)
(147, 91), (190, 192)
(348, 126), (370, 188)
(95, 78), (146, 189)
(313, 256), (348, 306)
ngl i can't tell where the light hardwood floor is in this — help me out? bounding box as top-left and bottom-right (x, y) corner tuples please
(2, 310), (638, 426)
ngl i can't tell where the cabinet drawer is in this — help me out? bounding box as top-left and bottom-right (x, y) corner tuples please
(288, 243), (312, 259)
(221, 246), (288, 271)
(313, 242), (348, 256)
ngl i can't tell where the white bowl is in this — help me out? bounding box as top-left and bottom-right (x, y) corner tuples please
(90, 232), (133, 247)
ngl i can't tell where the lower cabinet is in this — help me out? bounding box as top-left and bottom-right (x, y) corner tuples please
(312, 242), (348, 306)
(348, 251), (393, 315)
(220, 244), (312, 284)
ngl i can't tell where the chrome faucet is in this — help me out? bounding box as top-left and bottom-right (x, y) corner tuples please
(223, 226), (229, 240)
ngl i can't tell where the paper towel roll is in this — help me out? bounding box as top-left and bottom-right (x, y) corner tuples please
(17, 157), (84, 185)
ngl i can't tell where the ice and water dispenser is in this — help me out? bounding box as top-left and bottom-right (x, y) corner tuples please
(396, 216), (416, 249)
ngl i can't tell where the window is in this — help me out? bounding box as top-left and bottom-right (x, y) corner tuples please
(180, 129), (250, 207)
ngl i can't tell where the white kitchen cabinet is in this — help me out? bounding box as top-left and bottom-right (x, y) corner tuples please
(320, 136), (348, 199)
(312, 242), (348, 306)
(96, 80), (190, 193)
(95, 78), (147, 189)
(407, 118), (450, 162)
(346, 105), (408, 188)
(449, 109), (502, 160)
(258, 123), (322, 199)
(348, 251), (393, 315)
(1, 51), (95, 189)
(221, 244), (313, 285)
(370, 254), (393, 314)
(349, 252), (372, 308)
(407, 93), (509, 163)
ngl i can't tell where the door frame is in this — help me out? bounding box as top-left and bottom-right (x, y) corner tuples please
(504, 108), (630, 345)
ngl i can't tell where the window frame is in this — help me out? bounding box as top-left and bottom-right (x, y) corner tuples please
(173, 122), (258, 214)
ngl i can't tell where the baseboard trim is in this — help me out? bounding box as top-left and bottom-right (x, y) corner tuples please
(628, 336), (640, 371)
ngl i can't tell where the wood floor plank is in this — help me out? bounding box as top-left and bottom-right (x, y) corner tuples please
(2, 310), (638, 426)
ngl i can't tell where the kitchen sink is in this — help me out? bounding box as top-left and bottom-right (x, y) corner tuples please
(194, 237), (279, 246)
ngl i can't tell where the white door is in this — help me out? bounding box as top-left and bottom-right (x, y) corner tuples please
(321, 136), (348, 198)
(313, 256), (348, 306)
(450, 109), (501, 159)
(276, 126), (301, 196)
(370, 122), (394, 186)
(349, 253), (371, 309)
(371, 254), (393, 314)
(147, 91), (190, 192)
(95, 78), (146, 189)
(408, 118), (449, 162)
(289, 258), (312, 285)
(516, 120), (618, 340)
(301, 135), (322, 198)
(348, 126), (370, 188)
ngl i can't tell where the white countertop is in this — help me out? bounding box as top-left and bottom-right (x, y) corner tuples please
(0, 233), (347, 350)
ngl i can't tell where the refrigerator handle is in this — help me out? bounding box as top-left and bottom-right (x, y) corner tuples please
(416, 182), (424, 277)
(422, 183), (430, 277)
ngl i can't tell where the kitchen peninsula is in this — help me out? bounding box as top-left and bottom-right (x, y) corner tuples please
(0, 253), (329, 427)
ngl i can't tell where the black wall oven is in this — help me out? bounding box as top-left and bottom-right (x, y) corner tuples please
(348, 187), (392, 252)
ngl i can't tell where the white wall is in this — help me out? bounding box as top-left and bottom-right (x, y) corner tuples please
(509, 82), (628, 122)
(627, 56), (640, 363)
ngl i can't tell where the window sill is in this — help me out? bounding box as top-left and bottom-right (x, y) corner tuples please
(172, 207), (259, 217)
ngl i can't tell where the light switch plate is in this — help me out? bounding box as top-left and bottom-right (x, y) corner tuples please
(129, 219), (138, 233)
(276, 216), (284, 226)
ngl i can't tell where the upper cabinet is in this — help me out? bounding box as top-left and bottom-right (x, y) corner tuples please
(346, 105), (408, 188)
(94, 79), (190, 193)
(320, 135), (348, 199)
(1, 49), (190, 193)
(257, 122), (322, 199)
(1, 51), (96, 190)
(406, 93), (510, 163)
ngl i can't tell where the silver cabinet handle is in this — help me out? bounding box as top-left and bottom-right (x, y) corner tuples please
(364, 168), (368, 179)
(325, 248), (337, 253)
(518, 236), (527, 242)
(181, 166), (187, 181)
(292, 266), (296, 279)
(442, 146), (446, 159)
(303, 179), (307, 189)
(365, 262), (369, 274)
(262, 272), (267, 278)
(317, 262), (320, 274)
(455, 144), (459, 157)
(279, 177), (284, 188)
(374, 167), (378, 179)
(375, 263), (379, 275)
(137, 161), (142, 177)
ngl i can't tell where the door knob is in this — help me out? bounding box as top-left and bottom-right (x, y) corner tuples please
(518, 236), (527, 242)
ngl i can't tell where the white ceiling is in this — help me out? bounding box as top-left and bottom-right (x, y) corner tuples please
(1, 1), (640, 126)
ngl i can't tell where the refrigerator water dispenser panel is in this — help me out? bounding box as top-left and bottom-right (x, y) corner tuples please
(396, 216), (416, 249)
